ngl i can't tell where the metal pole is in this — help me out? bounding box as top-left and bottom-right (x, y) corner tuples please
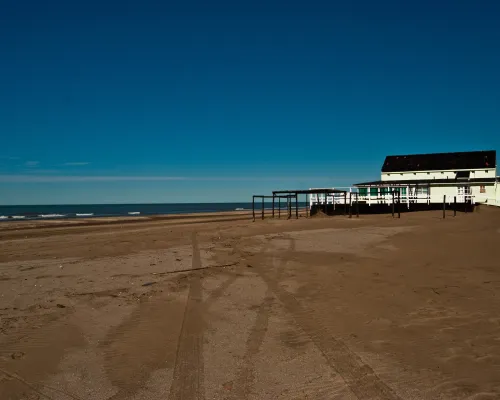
(443, 195), (446, 219)
(454, 196), (457, 217)
(252, 196), (255, 222)
(262, 197), (264, 220)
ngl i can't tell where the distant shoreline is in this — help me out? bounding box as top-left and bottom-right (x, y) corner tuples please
(0, 202), (294, 221)
(0, 209), (258, 231)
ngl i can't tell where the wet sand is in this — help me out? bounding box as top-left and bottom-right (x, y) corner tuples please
(1, 207), (500, 399)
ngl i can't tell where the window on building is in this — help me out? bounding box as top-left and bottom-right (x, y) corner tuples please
(380, 187), (389, 195)
(415, 186), (429, 196)
(390, 187), (407, 195)
(370, 188), (378, 197)
(480, 185), (486, 193)
(358, 188), (368, 196)
(458, 186), (471, 195)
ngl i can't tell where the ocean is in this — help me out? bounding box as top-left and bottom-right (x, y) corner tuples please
(0, 202), (302, 221)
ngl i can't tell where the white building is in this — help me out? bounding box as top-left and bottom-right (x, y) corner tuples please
(310, 150), (500, 211)
(354, 150), (499, 208)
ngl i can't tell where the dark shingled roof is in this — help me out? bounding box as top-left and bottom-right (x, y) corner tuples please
(381, 150), (496, 173)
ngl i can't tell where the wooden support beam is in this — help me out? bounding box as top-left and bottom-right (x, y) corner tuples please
(391, 191), (395, 218)
(252, 196), (255, 222)
(272, 195), (275, 218)
(349, 192), (352, 218)
(306, 194), (308, 218)
(454, 196), (457, 217)
(443, 195), (446, 219)
(398, 191), (401, 218)
(356, 193), (359, 217)
(295, 194), (298, 219)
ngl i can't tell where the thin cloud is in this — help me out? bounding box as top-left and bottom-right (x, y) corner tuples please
(0, 175), (351, 183)
(63, 162), (90, 166)
(25, 169), (60, 174)
(0, 175), (185, 183)
(25, 161), (39, 167)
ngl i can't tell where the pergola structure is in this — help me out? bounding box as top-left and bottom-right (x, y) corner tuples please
(252, 194), (295, 221)
(252, 188), (357, 221)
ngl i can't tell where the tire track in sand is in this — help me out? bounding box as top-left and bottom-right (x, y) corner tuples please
(226, 237), (289, 400)
(227, 291), (273, 400)
(169, 232), (205, 400)
(252, 236), (402, 400)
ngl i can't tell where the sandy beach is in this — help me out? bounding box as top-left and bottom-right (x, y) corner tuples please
(1, 207), (500, 399)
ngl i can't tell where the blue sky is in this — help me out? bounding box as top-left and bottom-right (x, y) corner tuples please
(1, 0), (499, 204)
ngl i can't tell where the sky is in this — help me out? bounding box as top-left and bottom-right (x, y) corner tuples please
(1, 0), (499, 204)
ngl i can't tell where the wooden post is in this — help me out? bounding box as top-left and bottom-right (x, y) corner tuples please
(443, 194), (448, 218)
(349, 193), (353, 218)
(398, 191), (401, 218)
(272, 195), (275, 218)
(454, 196), (457, 217)
(252, 196), (255, 222)
(262, 197), (264, 220)
(344, 192), (347, 216)
(323, 192), (327, 214)
(391, 191), (395, 218)
(278, 197), (281, 219)
(465, 196), (468, 213)
(288, 197), (291, 219)
(306, 194), (308, 217)
(295, 193), (299, 219)
(356, 193), (360, 217)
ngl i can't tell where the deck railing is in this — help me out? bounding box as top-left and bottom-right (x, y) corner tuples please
(309, 191), (474, 208)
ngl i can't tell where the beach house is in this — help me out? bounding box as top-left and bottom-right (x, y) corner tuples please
(353, 150), (498, 208)
(308, 150), (500, 213)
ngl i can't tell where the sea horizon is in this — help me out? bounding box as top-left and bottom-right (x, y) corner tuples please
(0, 201), (304, 221)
